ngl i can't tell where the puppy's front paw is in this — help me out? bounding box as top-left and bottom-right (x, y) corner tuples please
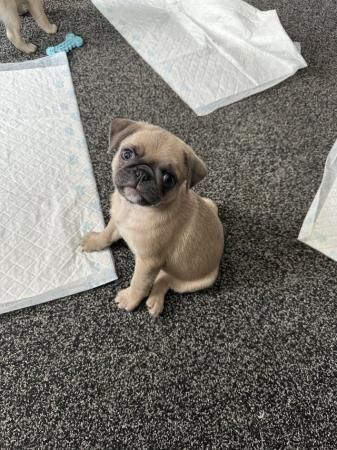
(146, 296), (164, 318)
(45, 24), (58, 34)
(115, 288), (142, 312)
(80, 232), (102, 252)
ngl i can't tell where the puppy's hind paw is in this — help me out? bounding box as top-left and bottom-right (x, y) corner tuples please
(146, 296), (164, 318)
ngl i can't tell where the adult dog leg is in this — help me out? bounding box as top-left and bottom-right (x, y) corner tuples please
(4, 6), (36, 53)
(26, 0), (57, 34)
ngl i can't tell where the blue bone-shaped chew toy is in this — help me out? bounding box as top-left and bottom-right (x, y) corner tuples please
(46, 33), (83, 56)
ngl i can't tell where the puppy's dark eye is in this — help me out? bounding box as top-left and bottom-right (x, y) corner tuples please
(121, 148), (135, 161)
(162, 172), (176, 187)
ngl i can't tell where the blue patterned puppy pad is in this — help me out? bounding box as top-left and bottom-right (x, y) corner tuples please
(0, 53), (117, 314)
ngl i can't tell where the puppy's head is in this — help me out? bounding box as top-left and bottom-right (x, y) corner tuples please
(108, 118), (207, 207)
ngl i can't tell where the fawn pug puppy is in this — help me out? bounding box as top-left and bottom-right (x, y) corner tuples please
(0, 0), (57, 53)
(81, 119), (224, 317)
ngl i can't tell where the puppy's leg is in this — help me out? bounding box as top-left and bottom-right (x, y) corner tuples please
(18, 1), (29, 15)
(146, 268), (220, 317)
(4, 6), (36, 53)
(26, 0), (57, 34)
(146, 271), (170, 317)
(115, 258), (161, 312)
(81, 217), (120, 252)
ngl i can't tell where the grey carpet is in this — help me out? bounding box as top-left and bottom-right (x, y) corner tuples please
(1, 0), (337, 448)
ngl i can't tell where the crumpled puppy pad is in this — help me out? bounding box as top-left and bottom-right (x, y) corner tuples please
(299, 139), (337, 261)
(0, 53), (117, 315)
(91, 0), (307, 115)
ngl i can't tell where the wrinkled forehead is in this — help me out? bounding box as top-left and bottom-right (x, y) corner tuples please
(121, 128), (187, 174)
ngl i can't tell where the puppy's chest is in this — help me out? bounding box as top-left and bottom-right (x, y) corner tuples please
(113, 207), (165, 255)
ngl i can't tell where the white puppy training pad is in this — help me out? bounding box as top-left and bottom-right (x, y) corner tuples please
(299, 140), (337, 261)
(0, 53), (117, 315)
(92, 0), (307, 115)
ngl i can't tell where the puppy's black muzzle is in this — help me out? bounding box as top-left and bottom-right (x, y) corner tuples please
(115, 164), (161, 206)
(115, 164), (154, 188)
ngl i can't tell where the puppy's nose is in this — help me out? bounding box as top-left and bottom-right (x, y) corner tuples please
(134, 166), (152, 182)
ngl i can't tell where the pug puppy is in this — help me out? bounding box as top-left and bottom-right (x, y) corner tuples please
(0, 0), (57, 53)
(81, 119), (224, 317)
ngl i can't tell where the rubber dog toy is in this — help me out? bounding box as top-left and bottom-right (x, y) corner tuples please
(46, 33), (83, 56)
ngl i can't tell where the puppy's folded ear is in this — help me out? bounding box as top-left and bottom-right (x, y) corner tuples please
(184, 146), (207, 190)
(108, 118), (141, 153)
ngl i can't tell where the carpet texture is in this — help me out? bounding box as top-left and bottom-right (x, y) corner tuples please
(1, 1), (337, 448)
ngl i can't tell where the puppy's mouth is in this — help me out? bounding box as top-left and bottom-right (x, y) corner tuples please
(121, 186), (151, 206)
